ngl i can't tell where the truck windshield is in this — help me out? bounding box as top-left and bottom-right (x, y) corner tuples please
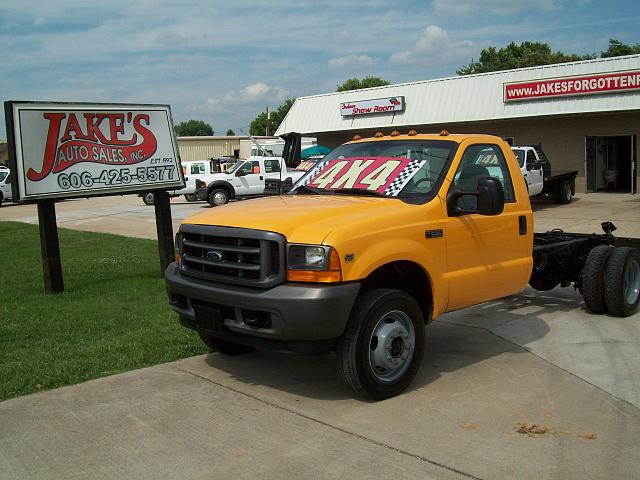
(512, 149), (525, 168)
(290, 140), (456, 202)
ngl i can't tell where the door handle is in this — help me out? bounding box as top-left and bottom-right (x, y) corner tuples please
(260, 176), (264, 180)
(518, 215), (527, 235)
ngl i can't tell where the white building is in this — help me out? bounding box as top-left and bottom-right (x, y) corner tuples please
(277, 55), (640, 193)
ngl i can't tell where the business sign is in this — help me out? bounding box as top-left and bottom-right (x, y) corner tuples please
(5, 101), (185, 201)
(299, 156), (424, 196)
(504, 70), (640, 102)
(340, 96), (405, 116)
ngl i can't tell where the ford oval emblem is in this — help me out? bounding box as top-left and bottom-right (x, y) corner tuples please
(206, 250), (223, 262)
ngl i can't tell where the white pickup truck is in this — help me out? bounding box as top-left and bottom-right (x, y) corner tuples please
(196, 156), (306, 206)
(512, 145), (578, 204)
(0, 167), (13, 207)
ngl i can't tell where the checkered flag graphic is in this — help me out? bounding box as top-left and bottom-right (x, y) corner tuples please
(298, 160), (331, 186)
(383, 160), (426, 196)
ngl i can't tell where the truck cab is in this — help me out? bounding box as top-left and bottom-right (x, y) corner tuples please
(167, 132), (534, 398)
(512, 146), (544, 196)
(196, 156), (307, 206)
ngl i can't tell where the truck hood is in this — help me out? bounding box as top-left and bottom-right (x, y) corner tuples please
(183, 194), (409, 243)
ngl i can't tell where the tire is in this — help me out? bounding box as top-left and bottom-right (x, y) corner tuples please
(184, 193), (198, 202)
(336, 288), (425, 400)
(198, 332), (254, 355)
(552, 180), (572, 204)
(208, 188), (229, 206)
(603, 247), (640, 317)
(0, 192), (3, 207)
(581, 245), (614, 314)
(142, 192), (155, 206)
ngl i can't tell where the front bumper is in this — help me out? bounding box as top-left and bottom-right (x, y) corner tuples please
(165, 263), (360, 344)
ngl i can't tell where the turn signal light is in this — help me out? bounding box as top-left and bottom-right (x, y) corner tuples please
(287, 248), (342, 283)
(374, 131), (384, 138)
(175, 252), (181, 265)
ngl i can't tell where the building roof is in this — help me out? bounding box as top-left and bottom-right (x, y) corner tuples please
(276, 55), (640, 136)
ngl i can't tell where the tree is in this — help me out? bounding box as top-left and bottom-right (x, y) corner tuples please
(457, 41), (593, 75)
(174, 119), (213, 136)
(601, 38), (640, 58)
(250, 98), (296, 136)
(336, 76), (390, 92)
(226, 129), (236, 136)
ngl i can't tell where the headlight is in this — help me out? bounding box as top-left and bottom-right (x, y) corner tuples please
(287, 244), (342, 282)
(288, 244), (329, 270)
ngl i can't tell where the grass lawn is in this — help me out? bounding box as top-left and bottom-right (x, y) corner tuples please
(0, 221), (207, 401)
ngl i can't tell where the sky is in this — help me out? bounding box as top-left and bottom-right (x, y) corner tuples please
(1, 0), (639, 138)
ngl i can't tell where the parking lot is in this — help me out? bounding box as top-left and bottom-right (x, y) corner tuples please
(1, 193), (639, 479)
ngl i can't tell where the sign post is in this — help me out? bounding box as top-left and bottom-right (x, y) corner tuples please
(4, 101), (185, 292)
(37, 200), (64, 293)
(153, 190), (175, 276)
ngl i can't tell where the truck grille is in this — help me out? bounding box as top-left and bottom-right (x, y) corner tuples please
(178, 224), (285, 288)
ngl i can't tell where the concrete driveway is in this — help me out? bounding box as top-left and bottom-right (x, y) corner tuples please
(1, 193), (640, 479)
(1, 287), (639, 480)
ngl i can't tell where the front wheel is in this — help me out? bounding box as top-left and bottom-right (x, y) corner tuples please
(336, 289), (425, 400)
(142, 192), (155, 206)
(208, 188), (229, 206)
(184, 193), (198, 202)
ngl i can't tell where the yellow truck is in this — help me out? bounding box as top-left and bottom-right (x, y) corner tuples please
(165, 132), (640, 399)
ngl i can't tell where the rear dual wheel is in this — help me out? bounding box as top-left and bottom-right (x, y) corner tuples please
(552, 180), (572, 204)
(582, 246), (640, 317)
(337, 289), (425, 400)
(604, 247), (640, 317)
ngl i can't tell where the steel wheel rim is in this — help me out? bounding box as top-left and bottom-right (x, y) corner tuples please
(368, 310), (415, 383)
(624, 259), (640, 305)
(564, 182), (571, 201)
(144, 193), (154, 203)
(213, 192), (227, 205)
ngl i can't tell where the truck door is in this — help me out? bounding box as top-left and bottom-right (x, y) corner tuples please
(526, 149), (544, 196)
(444, 143), (532, 311)
(263, 159), (283, 180)
(235, 160), (263, 195)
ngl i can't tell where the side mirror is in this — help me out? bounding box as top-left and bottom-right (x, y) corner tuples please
(447, 176), (505, 216)
(477, 176), (504, 215)
(526, 163), (535, 171)
(235, 169), (246, 177)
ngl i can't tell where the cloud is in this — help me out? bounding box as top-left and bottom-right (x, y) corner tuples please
(433, 0), (557, 16)
(390, 25), (478, 65)
(328, 54), (375, 69)
(198, 82), (289, 113)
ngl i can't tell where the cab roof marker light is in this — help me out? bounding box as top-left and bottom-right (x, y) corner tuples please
(352, 135), (362, 141)
(374, 131), (385, 138)
(390, 130), (400, 137)
(408, 130), (418, 136)
(440, 130), (450, 136)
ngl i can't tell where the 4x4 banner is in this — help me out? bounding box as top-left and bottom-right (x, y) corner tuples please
(4, 101), (185, 201)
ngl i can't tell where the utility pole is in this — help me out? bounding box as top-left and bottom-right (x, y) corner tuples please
(265, 106), (270, 136)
